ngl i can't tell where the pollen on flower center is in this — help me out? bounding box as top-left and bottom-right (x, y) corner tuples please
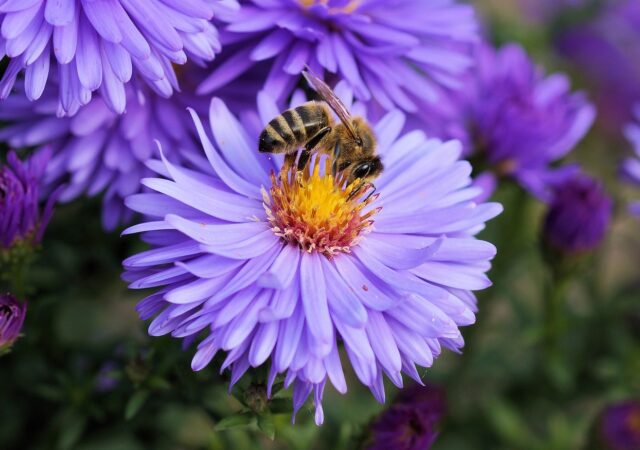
(263, 156), (379, 257)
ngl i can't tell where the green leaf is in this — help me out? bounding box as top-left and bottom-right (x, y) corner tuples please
(258, 414), (276, 440)
(125, 390), (149, 420)
(57, 413), (87, 450)
(214, 412), (255, 431)
(486, 399), (541, 449)
(147, 376), (171, 391)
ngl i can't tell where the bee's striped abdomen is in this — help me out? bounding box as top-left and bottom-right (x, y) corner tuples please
(258, 102), (331, 154)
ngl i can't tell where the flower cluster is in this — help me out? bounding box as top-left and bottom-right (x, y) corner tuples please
(1, 150), (57, 250)
(0, 293), (27, 353)
(203, 0), (478, 114)
(622, 106), (640, 217)
(0, 80), (204, 229)
(430, 43), (595, 200)
(0, 0), (235, 115)
(123, 91), (501, 424)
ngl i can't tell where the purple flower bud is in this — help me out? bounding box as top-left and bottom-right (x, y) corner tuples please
(543, 174), (612, 254)
(0, 149), (57, 250)
(600, 400), (640, 450)
(0, 293), (26, 352)
(366, 385), (446, 450)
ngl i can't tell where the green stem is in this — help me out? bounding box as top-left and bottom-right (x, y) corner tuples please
(542, 270), (570, 387)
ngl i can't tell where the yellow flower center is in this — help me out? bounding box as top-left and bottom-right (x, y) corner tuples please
(263, 156), (379, 258)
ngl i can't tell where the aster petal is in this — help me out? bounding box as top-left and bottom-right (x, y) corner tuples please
(258, 278), (299, 322)
(175, 254), (243, 279)
(258, 243), (299, 289)
(324, 342), (347, 394)
(274, 303), (305, 372)
(76, 15), (102, 90)
(387, 318), (434, 367)
(52, 9), (79, 63)
(143, 179), (263, 222)
(208, 98), (270, 186)
(249, 321), (279, 367)
(188, 107), (262, 199)
(361, 236), (444, 270)
(164, 214), (267, 246)
(412, 261), (492, 290)
(45, 0), (75, 26)
(322, 258), (368, 329)
(366, 311), (402, 378)
(206, 248), (279, 304)
(81, 0), (123, 43)
(220, 289), (270, 350)
(332, 256), (397, 311)
(300, 252), (334, 352)
(123, 241), (200, 268)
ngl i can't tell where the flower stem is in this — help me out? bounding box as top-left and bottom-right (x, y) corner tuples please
(543, 270), (570, 388)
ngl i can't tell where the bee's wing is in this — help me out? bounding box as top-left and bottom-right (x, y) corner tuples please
(302, 68), (358, 140)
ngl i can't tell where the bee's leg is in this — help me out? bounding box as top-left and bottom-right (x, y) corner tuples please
(347, 182), (377, 202)
(364, 184), (377, 203)
(331, 143), (341, 177)
(284, 153), (297, 170)
(347, 181), (366, 201)
(297, 149), (312, 171)
(298, 126), (331, 171)
(305, 127), (331, 152)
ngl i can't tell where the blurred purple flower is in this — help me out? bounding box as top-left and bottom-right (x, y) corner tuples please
(0, 293), (27, 352)
(0, 0), (237, 115)
(542, 173), (612, 255)
(600, 400), (640, 450)
(366, 384), (445, 450)
(0, 78), (207, 230)
(429, 43), (595, 201)
(122, 87), (501, 425)
(201, 0), (478, 114)
(1, 149), (57, 249)
(555, 0), (640, 130)
(622, 106), (640, 216)
(95, 361), (120, 393)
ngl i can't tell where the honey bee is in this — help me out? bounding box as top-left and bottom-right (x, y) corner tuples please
(258, 69), (383, 189)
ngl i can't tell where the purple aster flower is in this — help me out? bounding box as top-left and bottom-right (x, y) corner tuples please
(366, 384), (445, 450)
(428, 43), (595, 201)
(200, 0), (478, 115)
(0, 0), (237, 115)
(1, 149), (57, 249)
(542, 173), (612, 255)
(555, 0), (640, 131)
(622, 106), (640, 217)
(122, 85), (502, 424)
(0, 293), (27, 353)
(0, 76), (207, 230)
(600, 400), (640, 450)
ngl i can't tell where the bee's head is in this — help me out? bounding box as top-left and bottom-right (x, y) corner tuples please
(351, 117), (376, 154)
(348, 156), (384, 185)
